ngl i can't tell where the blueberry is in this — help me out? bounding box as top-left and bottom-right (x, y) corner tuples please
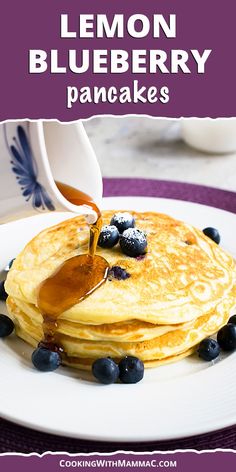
(98, 225), (119, 249)
(110, 213), (135, 234)
(228, 315), (236, 325)
(203, 227), (220, 244)
(92, 357), (119, 384)
(119, 356), (144, 384)
(108, 266), (130, 281)
(217, 324), (236, 351)
(198, 338), (220, 361)
(32, 347), (61, 372)
(0, 314), (14, 337)
(0, 281), (7, 301)
(120, 228), (147, 257)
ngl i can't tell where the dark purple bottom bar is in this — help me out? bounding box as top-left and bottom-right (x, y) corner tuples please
(0, 451), (236, 472)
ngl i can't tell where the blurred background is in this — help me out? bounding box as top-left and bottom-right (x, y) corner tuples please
(84, 117), (236, 191)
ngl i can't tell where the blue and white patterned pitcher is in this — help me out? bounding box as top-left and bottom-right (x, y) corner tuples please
(0, 121), (102, 223)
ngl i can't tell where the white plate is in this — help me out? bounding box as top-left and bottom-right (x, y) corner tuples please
(1, 196), (236, 442)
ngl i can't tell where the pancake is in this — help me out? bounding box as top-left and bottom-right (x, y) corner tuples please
(6, 295), (233, 363)
(5, 312), (195, 371)
(7, 297), (180, 342)
(5, 210), (236, 370)
(5, 211), (236, 325)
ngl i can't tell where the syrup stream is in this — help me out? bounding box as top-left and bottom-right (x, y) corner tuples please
(37, 182), (109, 350)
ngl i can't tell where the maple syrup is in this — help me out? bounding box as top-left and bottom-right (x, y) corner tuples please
(55, 181), (102, 256)
(37, 181), (109, 348)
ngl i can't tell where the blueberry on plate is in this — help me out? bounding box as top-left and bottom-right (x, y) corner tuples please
(0, 281), (7, 301)
(217, 324), (236, 351)
(32, 347), (61, 372)
(92, 357), (119, 384)
(0, 314), (14, 338)
(198, 338), (220, 361)
(110, 213), (135, 234)
(228, 314), (236, 325)
(120, 228), (147, 257)
(119, 356), (144, 384)
(98, 225), (119, 249)
(203, 227), (220, 244)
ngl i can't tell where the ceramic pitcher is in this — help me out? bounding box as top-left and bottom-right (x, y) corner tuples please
(0, 121), (102, 224)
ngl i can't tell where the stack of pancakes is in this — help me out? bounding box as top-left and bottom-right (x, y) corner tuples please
(5, 210), (236, 370)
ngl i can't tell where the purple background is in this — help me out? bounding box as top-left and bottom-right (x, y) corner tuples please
(0, 0), (236, 120)
(1, 451), (236, 472)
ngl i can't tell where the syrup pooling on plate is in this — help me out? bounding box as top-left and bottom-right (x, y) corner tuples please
(37, 182), (109, 347)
